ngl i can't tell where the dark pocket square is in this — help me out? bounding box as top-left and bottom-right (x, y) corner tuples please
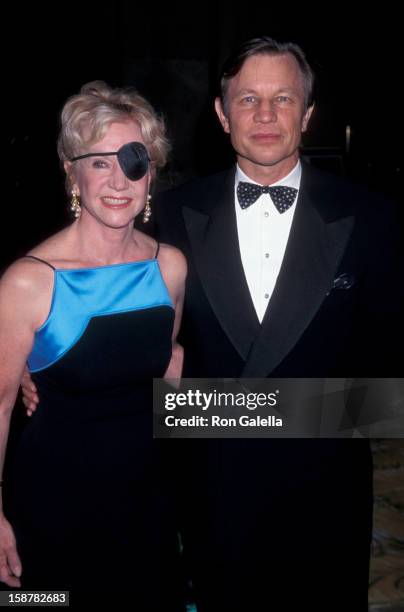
(327, 273), (355, 296)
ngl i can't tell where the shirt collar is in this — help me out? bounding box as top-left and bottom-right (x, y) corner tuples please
(236, 160), (302, 190)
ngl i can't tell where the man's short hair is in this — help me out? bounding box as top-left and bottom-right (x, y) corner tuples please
(219, 36), (315, 112)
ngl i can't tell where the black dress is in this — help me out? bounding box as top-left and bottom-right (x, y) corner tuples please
(8, 255), (185, 610)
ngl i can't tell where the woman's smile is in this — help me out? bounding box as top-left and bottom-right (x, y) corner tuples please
(100, 196), (133, 209)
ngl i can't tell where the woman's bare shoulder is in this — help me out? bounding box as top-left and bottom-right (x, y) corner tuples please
(158, 243), (187, 276)
(0, 231), (68, 327)
(0, 257), (54, 312)
(156, 243), (187, 304)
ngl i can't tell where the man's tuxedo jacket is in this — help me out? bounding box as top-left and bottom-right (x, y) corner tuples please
(155, 162), (403, 611)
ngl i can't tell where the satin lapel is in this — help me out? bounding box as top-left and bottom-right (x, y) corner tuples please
(241, 176), (355, 377)
(183, 171), (260, 360)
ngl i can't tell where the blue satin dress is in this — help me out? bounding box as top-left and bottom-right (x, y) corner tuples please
(8, 255), (185, 610)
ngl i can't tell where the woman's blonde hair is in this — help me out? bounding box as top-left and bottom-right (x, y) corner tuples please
(58, 80), (170, 182)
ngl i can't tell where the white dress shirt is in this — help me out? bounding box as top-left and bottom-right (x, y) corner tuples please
(235, 161), (302, 323)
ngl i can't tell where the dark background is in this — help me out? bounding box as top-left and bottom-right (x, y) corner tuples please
(3, 2), (402, 267)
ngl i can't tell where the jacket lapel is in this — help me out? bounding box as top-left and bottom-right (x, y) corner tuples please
(183, 169), (260, 360)
(242, 164), (355, 377)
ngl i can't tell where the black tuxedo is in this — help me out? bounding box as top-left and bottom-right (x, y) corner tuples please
(155, 162), (403, 611)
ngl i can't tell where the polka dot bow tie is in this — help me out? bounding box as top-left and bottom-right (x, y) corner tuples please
(237, 181), (298, 213)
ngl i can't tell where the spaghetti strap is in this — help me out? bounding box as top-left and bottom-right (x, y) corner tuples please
(154, 242), (160, 259)
(23, 255), (56, 270)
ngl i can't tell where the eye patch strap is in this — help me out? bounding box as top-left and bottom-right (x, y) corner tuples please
(70, 151), (117, 161)
(70, 142), (150, 181)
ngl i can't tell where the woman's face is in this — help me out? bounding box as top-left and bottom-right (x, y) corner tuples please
(68, 121), (151, 229)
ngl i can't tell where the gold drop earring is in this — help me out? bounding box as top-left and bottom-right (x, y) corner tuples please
(143, 194), (152, 223)
(70, 191), (81, 219)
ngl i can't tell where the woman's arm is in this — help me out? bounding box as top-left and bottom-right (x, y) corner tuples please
(157, 245), (187, 382)
(0, 260), (52, 586)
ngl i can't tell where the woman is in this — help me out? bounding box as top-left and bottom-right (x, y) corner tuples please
(0, 81), (186, 609)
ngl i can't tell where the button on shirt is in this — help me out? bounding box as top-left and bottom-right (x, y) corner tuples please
(235, 161), (301, 323)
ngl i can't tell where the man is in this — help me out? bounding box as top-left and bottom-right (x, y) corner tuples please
(154, 37), (402, 611)
(22, 37), (402, 610)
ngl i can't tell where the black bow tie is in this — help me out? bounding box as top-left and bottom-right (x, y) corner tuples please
(237, 181), (298, 213)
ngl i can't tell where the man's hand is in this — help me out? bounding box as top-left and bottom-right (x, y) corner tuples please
(0, 515), (21, 587)
(21, 367), (39, 417)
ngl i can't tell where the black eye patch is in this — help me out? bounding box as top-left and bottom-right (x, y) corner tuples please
(70, 142), (150, 181)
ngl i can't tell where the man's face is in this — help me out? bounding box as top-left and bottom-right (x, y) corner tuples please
(215, 53), (313, 182)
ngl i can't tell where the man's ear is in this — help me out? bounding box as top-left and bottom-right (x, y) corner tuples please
(302, 104), (314, 133)
(214, 97), (230, 134)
